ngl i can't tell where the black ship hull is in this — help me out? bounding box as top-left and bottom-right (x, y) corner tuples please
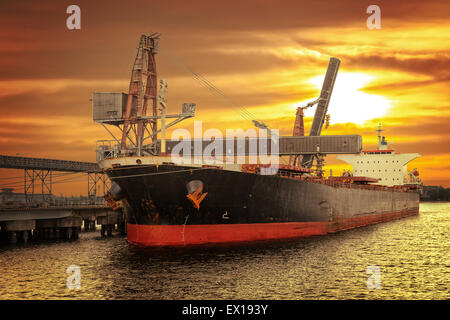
(106, 164), (419, 246)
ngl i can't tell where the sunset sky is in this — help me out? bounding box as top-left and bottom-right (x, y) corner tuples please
(0, 0), (449, 195)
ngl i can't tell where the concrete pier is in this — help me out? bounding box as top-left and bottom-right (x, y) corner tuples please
(1, 219), (36, 244)
(97, 212), (125, 237)
(83, 218), (97, 232)
(0, 205), (125, 246)
(35, 216), (82, 241)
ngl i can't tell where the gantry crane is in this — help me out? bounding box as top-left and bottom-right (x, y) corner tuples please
(93, 34), (196, 157)
(121, 34), (159, 154)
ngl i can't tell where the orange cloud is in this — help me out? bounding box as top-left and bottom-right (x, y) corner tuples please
(0, 0), (449, 193)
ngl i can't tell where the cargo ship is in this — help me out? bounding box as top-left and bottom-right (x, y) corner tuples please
(98, 129), (422, 246)
(94, 34), (422, 246)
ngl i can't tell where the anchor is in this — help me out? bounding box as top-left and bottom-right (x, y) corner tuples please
(186, 180), (208, 210)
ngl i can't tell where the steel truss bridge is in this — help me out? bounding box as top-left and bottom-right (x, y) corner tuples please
(0, 155), (107, 204)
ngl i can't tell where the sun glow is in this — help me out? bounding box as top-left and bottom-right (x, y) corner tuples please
(302, 73), (392, 125)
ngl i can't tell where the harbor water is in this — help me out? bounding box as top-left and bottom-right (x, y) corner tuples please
(0, 202), (448, 300)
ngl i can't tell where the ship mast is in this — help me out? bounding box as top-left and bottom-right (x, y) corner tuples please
(376, 123), (389, 150)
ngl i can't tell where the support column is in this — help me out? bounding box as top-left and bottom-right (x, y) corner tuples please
(106, 224), (113, 236)
(20, 230), (29, 244)
(72, 227), (79, 239)
(118, 221), (127, 235)
(43, 228), (49, 240)
(48, 228), (55, 240)
(84, 219), (90, 231)
(66, 227), (73, 240)
(9, 231), (17, 244)
(0, 229), (8, 244)
(55, 228), (61, 240)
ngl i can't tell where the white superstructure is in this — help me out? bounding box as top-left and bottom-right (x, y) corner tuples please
(337, 125), (421, 187)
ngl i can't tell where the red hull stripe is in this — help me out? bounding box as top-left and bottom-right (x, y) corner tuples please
(127, 208), (418, 247)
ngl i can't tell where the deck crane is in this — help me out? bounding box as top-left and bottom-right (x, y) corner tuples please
(299, 57), (340, 172)
(288, 97), (324, 167)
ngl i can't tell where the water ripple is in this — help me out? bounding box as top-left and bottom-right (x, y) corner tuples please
(0, 202), (449, 299)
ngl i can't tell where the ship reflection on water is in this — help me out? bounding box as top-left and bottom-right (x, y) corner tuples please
(0, 202), (448, 300)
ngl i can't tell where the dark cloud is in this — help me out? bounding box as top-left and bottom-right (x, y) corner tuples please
(342, 54), (450, 78)
(0, 91), (94, 118)
(363, 77), (450, 93)
(0, 139), (96, 162)
(1, 0), (448, 80)
(0, 30), (325, 81)
(385, 116), (450, 139)
(394, 139), (450, 155)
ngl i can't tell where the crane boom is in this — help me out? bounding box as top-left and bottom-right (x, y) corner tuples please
(301, 57), (340, 167)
